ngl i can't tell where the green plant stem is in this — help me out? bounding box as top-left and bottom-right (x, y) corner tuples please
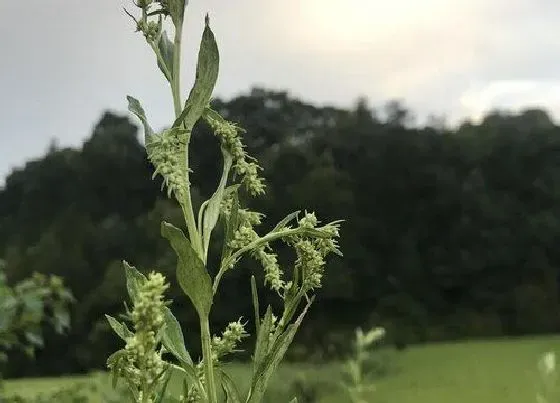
(170, 21), (203, 257)
(200, 316), (218, 403)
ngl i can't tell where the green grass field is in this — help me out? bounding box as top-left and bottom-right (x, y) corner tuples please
(4, 335), (560, 402)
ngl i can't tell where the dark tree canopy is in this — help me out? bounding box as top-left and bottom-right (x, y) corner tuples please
(2, 87), (560, 376)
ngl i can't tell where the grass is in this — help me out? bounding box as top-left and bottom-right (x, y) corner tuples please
(4, 335), (560, 402)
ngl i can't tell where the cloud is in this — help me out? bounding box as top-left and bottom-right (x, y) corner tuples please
(459, 80), (560, 123)
(1, 0), (560, 183)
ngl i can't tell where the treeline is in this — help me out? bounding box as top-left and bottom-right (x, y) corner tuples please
(2, 88), (560, 377)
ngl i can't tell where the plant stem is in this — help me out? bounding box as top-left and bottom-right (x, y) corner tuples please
(200, 316), (218, 403)
(170, 20), (203, 257)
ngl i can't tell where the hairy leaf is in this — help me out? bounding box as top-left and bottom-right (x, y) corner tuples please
(157, 30), (174, 81)
(250, 275), (260, 336)
(161, 222), (213, 317)
(107, 349), (127, 388)
(170, 363), (206, 399)
(202, 151), (232, 258)
(105, 314), (133, 341)
(173, 15), (219, 130)
(248, 298), (315, 403)
(220, 369), (243, 403)
(161, 306), (193, 366)
(123, 260), (146, 303)
(168, 0), (187, 28)
(252, 306), (273, 378)
(154, 368), (173, 403)
(127, 96), (154, 143)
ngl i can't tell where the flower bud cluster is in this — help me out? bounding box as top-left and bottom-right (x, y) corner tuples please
(109, 272), (169, 401)
(204, 113), (265, 196)
(136, 20), (160, 42)
(125, 1), (167, 43)
(146, 128), (190, 200)
(255, 247), (284, 291)
(211, 319), (248, 363)
(227, 210), (284, 291)
(219, 194), (263, 227)
(291, 213), (342, 291)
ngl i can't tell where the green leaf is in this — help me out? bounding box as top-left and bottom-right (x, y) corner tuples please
(161, 221), (213, 317)
(21, 293), (44, 317)
(52, 307), (70, 334)
(202, 151), (232, 257)
(288, 398), (298, 403)
(172, 15), (219, 130)
(161, 306), (193, 366)
(123, 260), (146, 303)
(247, 298), (315, 403)
(271, 211), (301, 233)
(24, 331), (43, 348)
(106, 349), (127, 388)
(155, 368), (173, 403)
(168, 0), (187, 28)
(157, 30), (174, 81)
(220, 369), (243, 403)
(220, 185), (240, 263)
(252, 306), (273, 378)
(105, 314), (133, 341)
(250, 275), (260, 335)
(169, 363), (206, 399)
(127, 96), (154, 144)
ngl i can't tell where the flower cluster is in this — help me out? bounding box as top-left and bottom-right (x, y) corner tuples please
(124, 1), (164, 42)
(204, 111), (265, 196)
(146, 128), (190, 200)
(290, 213), (342, 292)
(211, 319), (248, 363)
(228, 212), (284, 292)
(109, 272), (169, 402)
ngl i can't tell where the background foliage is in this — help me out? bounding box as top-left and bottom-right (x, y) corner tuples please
(2, 88), (560, 377)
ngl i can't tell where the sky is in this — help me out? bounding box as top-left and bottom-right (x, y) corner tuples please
(1, 0), (560, 185)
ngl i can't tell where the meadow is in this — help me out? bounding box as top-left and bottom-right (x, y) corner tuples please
(4, 335), (560, 402)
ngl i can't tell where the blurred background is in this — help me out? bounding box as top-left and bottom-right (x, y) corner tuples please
(2, 1), (560, 401)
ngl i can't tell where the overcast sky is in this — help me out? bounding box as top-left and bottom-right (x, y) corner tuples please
(1, 0), (560, 185)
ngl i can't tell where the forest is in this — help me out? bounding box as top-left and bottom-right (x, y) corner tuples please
(2, 87), (560, 378)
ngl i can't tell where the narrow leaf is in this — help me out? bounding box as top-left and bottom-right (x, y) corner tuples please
(106, 349), (127, 388)
(288, 398), (298, 403)
(252, 306), (273, 377)
(154, 368), (173, 403)
(157, 30), (174, 81)
(161, 221), (213, 317)
(170, 363), (206, 400)
(202, 151), (232, 257)
(123, 260), (146, 303)
(220, 369), (243, 403)
(271, 211), (300, 233)
(161, 306), (193, 366)
(105, 314), (133, 341)
(172, 15), (219, 130)
(250, 276), (260, 336)
(220, 185), (240, 263)
(127, 96), (154, 143)
(248, 298), (315, 403)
